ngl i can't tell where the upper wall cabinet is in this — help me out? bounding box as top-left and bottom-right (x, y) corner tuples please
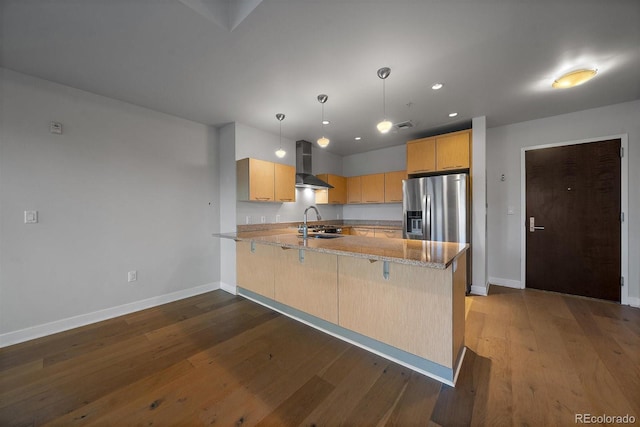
(406, 137), (436, 174)
(384, 171), (407, 203)
(361, 173), (385, 204)
(237, 158), (296, 202)
(347, 176), (362, 204)
(407, 129), (471, 174)
(274, 163), (296, 202)
(315, 174), (347, 205)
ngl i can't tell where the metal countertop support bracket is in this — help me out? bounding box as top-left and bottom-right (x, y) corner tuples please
(250, 241), (256, 253)
(299, 249), (305, 263)
(383, 261), (390, 280)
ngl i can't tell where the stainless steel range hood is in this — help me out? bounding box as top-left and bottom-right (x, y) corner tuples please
(295, 140), (333, 189)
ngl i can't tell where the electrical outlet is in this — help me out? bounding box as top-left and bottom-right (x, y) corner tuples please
(128, 271), (137, 282)
(275, 215), (281, 223)
(245, 216), (250, 224)
(261, 216), (266, 223)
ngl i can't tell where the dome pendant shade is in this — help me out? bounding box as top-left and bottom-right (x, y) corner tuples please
(552, 69), (597, 89)
(376, 120), (393, 134)
(317, 136), (330, 148)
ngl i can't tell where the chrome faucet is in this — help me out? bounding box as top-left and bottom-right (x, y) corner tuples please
(302, 205), (322, 239)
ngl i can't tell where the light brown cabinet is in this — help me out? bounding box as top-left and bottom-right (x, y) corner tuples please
(350, 227), (402, 239)
(384, 171), (407, 203)
(406, 130), (471, 174)
(237, 158), (295, 202)
(375, 229), (403, 239)
(361, 173), (385, 203)
(347, 176), (362, 204)
(406, 137), (436, 174)
(436, 131), (470, 171)
(350, 227), (374, 237)
(274, 163), (296, 202)
(274, 248), (338, 323)
(315, 174), (347, 205)
(236, 241), (276, 299)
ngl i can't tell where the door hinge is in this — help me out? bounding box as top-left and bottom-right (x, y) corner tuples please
(620, 147), (624, 158)
(621, 276), (624, 287)
(621, 212), (625, 222)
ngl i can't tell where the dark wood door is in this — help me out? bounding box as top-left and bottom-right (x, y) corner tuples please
(525, 139), (621, 301)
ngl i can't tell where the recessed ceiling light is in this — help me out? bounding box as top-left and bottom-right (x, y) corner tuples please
(431, 83), (443, 90)
(448, 112), (458, 117)
(552, 68), (597, 89)
(354, 137), (362, 141)
(322, 120), (330, 125)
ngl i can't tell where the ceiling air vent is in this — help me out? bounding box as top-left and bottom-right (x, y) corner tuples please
(395, 120), (414, 130)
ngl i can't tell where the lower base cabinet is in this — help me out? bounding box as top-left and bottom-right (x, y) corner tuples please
(338, 255), (465, 368)
(236, 241), (276, 299)
(274, 248), (338, 324)
(236, 241), (465, 371)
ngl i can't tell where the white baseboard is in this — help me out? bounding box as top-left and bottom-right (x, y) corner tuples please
(219, 282), (237, 295)
(488, 276), (523, 289)
(628, 297), (640, 308)
(0, 282), (220, 348)
(470, 283), (489, 296)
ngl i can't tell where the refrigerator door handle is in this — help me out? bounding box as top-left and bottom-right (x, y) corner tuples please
(425, 195), (431, 240)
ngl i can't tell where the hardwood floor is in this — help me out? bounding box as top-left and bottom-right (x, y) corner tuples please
(1, 287), (638, 426)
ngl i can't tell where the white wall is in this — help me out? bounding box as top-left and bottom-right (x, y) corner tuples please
(487, 100), (640, 305)
(218, 123), (237, 292)
(234, 123), (342, 224)
(0, 69), (220, 341)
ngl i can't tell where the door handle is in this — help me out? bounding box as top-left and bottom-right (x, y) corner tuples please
(529, 217), (545, 232)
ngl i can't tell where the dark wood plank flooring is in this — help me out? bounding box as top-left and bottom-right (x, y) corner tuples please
(1, 287), (639, 426)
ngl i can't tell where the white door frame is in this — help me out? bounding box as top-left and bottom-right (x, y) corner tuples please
(520, 134), (629, 305)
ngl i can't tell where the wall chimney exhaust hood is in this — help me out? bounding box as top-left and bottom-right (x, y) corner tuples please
(295, 140), (333, 189)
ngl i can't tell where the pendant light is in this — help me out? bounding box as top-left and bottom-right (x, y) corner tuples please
(316, 94), (330, 148)
(275, 113), (286, 158)
(376, 67), (392, 134)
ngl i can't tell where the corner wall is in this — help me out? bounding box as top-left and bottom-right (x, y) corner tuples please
(0, 69), (220, 344)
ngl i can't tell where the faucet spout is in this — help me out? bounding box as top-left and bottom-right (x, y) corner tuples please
(302, 205), (322, 238)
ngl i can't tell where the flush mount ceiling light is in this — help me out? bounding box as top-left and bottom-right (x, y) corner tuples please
(552, 68), (598, 89)
(448, 112), (458, 117)
(431, 83), (443, 90)
(317, 94), (330, 148)
(376, 67), (393, 134)
(275, 113), (286, 158)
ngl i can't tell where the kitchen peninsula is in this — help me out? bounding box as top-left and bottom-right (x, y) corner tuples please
(219, 228), (468, 386)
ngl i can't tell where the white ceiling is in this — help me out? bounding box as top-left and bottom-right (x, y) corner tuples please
(1, 0), (639, 156)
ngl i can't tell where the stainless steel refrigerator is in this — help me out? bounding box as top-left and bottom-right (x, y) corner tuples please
(403, 173), (470, 289)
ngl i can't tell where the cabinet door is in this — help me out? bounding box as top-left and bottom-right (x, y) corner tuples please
(347, 176), (362, 204)
(375, 229), (403, 239)
(436, 131), (470, 171)
(406, 138), (436, 174)
(274, 163), (296, 202)
(361, 173), (385, 203)
(316, 174), (347, 205)
(384, 171), (407, 203)
(328, 175), (347, 204)
(236, 241), (275, 299)
(350, 227), (374, 237)
(274, 248), (338, 323)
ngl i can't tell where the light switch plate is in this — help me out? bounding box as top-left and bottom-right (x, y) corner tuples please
(24, 210), (38, 224)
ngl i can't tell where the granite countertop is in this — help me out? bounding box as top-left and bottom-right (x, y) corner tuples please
(215, 231), (468, 269)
